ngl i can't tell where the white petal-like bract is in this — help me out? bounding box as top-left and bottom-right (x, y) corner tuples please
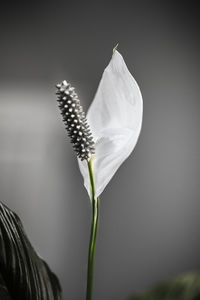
(78, 50), (143, 198)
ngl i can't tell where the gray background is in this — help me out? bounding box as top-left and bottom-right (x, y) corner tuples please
(0, 1), (199, 299)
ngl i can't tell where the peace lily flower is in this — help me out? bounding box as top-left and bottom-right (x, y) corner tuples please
(55, 48), (143, 300)
(78, 49), (143, 199)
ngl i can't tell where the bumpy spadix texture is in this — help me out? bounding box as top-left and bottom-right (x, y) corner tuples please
(56, 81), (95, 160)
(78, 50), (143, 198)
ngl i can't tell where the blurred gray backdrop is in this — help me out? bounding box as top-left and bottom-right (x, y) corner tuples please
(0, 1), (199, 299)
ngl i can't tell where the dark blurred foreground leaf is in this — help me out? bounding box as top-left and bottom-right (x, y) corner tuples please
(0, 202), (62, 300)
(130, 271), (200, 300)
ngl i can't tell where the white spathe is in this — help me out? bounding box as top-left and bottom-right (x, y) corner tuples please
(78, 50), (143, 198)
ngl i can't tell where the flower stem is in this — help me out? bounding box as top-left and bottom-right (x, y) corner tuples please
(86, 158), (100, 300)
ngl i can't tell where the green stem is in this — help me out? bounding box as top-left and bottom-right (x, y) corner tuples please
(86, 158), (100, 300)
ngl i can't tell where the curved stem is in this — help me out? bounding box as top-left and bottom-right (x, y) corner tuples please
(86, 158), (100, 300)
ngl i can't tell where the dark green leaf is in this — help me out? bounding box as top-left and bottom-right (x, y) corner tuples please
(0, 273), (12, 300)
(0, 202), (62, 300)
(129, 271), (200, 300)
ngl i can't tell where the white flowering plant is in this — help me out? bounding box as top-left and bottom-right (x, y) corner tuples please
(56, 46), (143, 300)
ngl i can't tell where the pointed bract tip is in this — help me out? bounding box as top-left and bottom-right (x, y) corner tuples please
(113, 43), (119, 54)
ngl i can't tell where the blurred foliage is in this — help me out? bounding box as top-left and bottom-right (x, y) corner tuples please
(130, 271), (200, 300)
(0, 202), (62, 300)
